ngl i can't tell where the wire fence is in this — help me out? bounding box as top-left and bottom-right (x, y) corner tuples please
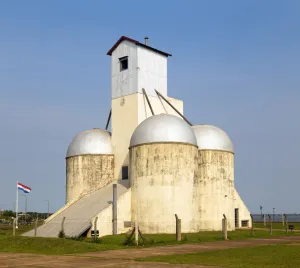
(252, 214), (300, 223)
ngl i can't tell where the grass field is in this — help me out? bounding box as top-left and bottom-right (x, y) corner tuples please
(1, 223), (299, 255)
(136, 244), (300, 268)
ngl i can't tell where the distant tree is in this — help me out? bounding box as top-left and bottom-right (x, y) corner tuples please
(3, 210), (14, 217)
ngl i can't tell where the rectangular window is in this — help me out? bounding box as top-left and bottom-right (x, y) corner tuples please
(122, 166), (129, 180)
(119, 56), (128, 71)
(241, 220), (249, 227)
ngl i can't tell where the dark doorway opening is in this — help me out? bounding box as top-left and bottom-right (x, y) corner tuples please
(235, 208), (239, 228)
(122, 166), (128, 180)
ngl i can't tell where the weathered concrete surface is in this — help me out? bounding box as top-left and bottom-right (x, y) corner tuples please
(196, 150), (235, 231)
(130, 143), (199, 233)
(66, 154), (114, 203)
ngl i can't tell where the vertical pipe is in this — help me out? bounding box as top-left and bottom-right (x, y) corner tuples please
(112, 184), (117, 235)
(25, 196), (27, 223)
(16, 182), (19, 229)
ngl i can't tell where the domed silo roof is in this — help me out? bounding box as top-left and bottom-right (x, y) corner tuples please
(66, 128), (113, 158)
(191, 125), (234, 153)
(130, 114), (197, 147)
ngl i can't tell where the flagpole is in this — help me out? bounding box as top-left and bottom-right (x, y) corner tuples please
(16, 181), (18, 229)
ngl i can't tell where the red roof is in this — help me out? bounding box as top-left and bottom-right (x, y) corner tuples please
(107, 36), (172, 57)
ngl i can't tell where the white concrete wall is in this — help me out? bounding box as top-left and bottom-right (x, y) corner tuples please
(137, 46), (167, 97)
(196, 150), (235, 231)
(130, 143), (199, 233)
(66, 154), (114, 203)
(90, 189), (132, 237)
(111, 40), (138, 99)
(111, 94), (139, 180)
(234, 189), (252, 228)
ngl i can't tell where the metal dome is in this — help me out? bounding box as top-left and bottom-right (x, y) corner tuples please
(130, 114), (197, 147)
(66, 128), (113, 158)
(191, 125), (234, 153)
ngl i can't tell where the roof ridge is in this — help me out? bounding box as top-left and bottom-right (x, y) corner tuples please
(107, 36), (172, 57)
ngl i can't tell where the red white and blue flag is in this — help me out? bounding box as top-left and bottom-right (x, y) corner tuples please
(17, 182), (31, 194)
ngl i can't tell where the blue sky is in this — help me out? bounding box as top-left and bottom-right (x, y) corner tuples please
(0, 0), (299, 214)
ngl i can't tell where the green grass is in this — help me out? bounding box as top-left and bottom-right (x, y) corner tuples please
(0, 224), (34, 236)
(136, 244), (300, 268)
(100, 229), (299, 247)
(253, 222), (300, 230)
(0, 224), (299, 255)
(0, 236), (124, 255)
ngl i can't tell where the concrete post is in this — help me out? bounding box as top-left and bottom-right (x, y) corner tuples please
(34, 218), (38, 237)
(13, 218), (16, 236)
(268, 214), (272, 235)
(250, 214), (254, 237)
(94, 217), (98, 242)
(112, 184), (117, 235)
(61, 217), (65, 233)
(282, 214), (285, 227)
(175, 215), (181, 241)
(222, 214), (228, 240)
(284, 214), (288, 234)
(263, 214), (266, 227)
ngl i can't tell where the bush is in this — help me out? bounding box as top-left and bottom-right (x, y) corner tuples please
(58, 229), (65, 238)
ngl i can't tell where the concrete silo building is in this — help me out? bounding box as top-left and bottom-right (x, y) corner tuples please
(65, 128), (114, 203)
(130, 114), (199, 233)
(23, 36), (251, 238)
(192, 125), (235, 230)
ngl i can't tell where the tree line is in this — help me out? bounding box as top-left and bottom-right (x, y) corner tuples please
(0, 210), (52, 222)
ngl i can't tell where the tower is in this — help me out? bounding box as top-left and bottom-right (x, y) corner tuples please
(107, 36), (184, 180)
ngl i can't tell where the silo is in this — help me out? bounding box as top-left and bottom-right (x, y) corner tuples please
(129, 114), (199, 233)
(192, 125), (235, 231)
(65, 128), (114, 203)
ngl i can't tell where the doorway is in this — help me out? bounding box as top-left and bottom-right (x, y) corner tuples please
(234, 208), (239, 228)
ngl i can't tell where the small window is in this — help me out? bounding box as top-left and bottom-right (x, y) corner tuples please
(122, 166), (128, 180)
(119, 56), (128, 71)
(241, 220), (249, 227)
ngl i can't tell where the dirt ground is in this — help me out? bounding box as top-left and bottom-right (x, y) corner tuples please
(1, 236), (300, 268)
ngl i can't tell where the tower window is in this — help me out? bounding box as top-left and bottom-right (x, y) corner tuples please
(122, 166), (129, 180)
(119, 56), (128, 71)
